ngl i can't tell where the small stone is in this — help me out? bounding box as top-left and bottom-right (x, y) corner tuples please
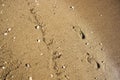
(50, 74), (54, 78)
(2, 66), (5, 69)
(65, 75), (70, 79)
(25, 63), (31, 68)
(37, 39), (41, 43)
(4, 61), (7, 64)
(35, 25), (40, 29)
(85, 42), (89, 45)
(99, 43), (103, 46)
(40, 53), (43, 56)
(4, 32), (8, 36)
(7, 28), (12, 32)
(70, 6), (74, 10)
(28, 76), (32, 80)
(62, 65), (66, 69)
(13, 37), (16, 40)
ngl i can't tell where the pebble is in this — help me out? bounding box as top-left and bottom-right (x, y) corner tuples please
(85, 42), (89, 45)
(4, 61), (7, 64)
(50, 74), (54, 78)
(62, 65), (66, 69)
(13, 37), (16, 40)
(25, 63), (31, 68)
(99, 43), (103, 46)
(28, 76), (32, 80)
(35, 25), (40, 29)
(70, 6), (75, 10)
(37, 39), (41, 43)
(7, 28), (12, 32)
(4, 32), (8, 36)
(40, 53), (43, 56)
(2, 66), (5, 69)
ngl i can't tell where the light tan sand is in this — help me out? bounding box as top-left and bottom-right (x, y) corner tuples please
(0, 0), (120, 80)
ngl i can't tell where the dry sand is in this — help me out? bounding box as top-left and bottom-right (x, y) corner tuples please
(0, 0), (120, 80)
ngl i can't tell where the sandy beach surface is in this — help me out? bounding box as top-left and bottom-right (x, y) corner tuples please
(0, 0), (120, 80)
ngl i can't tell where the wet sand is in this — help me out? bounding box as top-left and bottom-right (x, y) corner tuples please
(0, 0), (120, 80)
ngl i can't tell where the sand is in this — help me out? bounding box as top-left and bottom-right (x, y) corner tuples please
(0, 0), (120, 80)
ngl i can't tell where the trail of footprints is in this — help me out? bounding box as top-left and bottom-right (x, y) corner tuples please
(72, 26), (102, 70)
(29, 7), (69, 80)
(52, 51), (69, 80)
(86, 53), (101, 70)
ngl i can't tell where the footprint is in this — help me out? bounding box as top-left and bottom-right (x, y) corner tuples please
(72, 26), (86, 39)
(86, 53), (101, 69)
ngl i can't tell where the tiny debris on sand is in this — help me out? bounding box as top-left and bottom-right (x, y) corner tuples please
(37, 39), (41, 43)
(28, 76), (32, 80)
(70, 6), (75, 10)
(3, 32), (8, 36)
